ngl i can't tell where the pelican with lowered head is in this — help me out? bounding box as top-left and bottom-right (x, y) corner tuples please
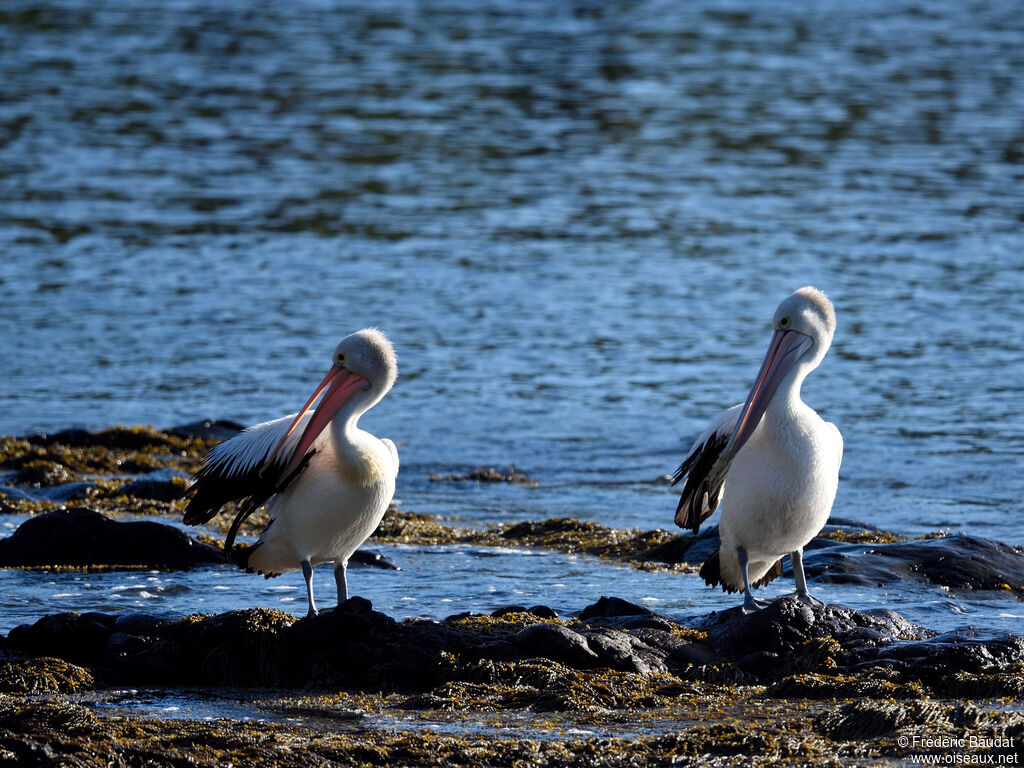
(183, 328), (399, 616)
(672, 287), (843, 613)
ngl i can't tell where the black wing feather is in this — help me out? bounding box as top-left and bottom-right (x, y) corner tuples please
(671, 430), (729, 534)
(182, 446), (315, 552)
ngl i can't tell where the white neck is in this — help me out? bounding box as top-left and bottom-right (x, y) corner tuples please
(329, 395), (370, 460)
(765, 354), (817, 427)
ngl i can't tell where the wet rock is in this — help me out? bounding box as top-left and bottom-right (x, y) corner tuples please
(0, 507), (228, 569)
(579, 596), (655, 620)
(0, 481), (99, 503)
(25, 425), (180, 451)
(578, 595), (675, 630)
(695, 597), (927, 677)
(640, 534), (693, 564)
(23, 428), (93, 448)
(23, 481), (100, 502)
(583, 628), (669, 675)
(678, 526), (722, 565)
(117, 469), (190, 501)
(805, 534), (1024, 591)
(7, 612), (115, 667)
(513, 624), (598, 666)
(167, 419), (245, 442)
(350, 549), (401, 570)
(850, 626), (1024, 680)
(5, 596), (1021, 697)
(630, 627), (719, 667)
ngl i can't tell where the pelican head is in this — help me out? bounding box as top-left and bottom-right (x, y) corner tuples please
(266, 328), (398, 480)
(772, 286), (836, 368)
(721, 287), (836, 462)
(332, 328), (399, 408)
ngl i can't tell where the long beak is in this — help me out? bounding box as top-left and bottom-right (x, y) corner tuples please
(721, 329), (812, 460)
(262, 365), (368, 481)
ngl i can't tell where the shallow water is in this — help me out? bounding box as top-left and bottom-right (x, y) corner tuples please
(1, 515), (1021, 637)
(1, 0), (1023, 641)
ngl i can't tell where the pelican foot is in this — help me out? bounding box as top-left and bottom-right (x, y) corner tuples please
(785, 591), (825, 608)
(306, 607), (320, 618)
(741, 594), (770, 614)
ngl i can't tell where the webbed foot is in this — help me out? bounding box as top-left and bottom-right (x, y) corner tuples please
(741, 593), (770, 614)
(785, 590), (825, 608)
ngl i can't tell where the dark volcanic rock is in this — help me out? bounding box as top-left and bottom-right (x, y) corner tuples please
(0, 507), (228, 569)
(513, 624), (599, 666)
(1, 481), (99, 502)
(118, 469), (190, 501)
(850, 626), (1024, 680)
(578, 595), (675, 630)
(695, 598), (927, 677)
(167, 419), (246, 442)
(5, 596), (1022, 692)
(579, 596), (655, 619)
(25, 426), (179, 450)
(350, 549), (402, 570)
(804, 534), (1024, 591)
(669, 524), (1024, 593)
(7, 613), (116, 667)
(6, 601), (526, 690)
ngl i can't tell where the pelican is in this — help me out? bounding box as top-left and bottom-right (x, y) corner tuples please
(672, 287), (842, 613)
(183, 328), (399, 616)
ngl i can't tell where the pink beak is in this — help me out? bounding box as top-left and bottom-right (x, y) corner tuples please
(263, 365), (368, 482)
(721, 329), (812, 460)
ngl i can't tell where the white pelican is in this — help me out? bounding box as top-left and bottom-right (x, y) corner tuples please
(183, 328), (399, 616)
(672, 287), (842, 613)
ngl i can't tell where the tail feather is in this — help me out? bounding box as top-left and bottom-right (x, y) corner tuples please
(752, 557), (784, 588)
(699, 548), (785, 594)
(699, 548), (738, 594)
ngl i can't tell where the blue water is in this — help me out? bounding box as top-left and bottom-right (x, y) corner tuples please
(1, 0), (1024, 637)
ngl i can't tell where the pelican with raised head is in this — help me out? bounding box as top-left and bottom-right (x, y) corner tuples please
(672, 287), (842, 613)
(183, 328), (399, 616)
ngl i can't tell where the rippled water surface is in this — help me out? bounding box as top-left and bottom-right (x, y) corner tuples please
(2, 0), (1023, 634)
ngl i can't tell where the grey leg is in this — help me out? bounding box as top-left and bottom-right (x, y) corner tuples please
(302, 558), (318, 617)
(334, 559), (349, 606)
(790, 549), (824, 607)
(738, 546), (768, 614)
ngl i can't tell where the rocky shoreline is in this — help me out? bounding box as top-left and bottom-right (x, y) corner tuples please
(0, 424), (1023, 766)
(1, 596), (1022, 766)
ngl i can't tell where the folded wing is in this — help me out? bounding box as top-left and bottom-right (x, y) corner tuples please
(182, 412), (315, 550)
(671, 404), (740, 534)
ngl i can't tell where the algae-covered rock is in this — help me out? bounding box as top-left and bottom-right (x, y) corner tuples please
(166, 419), (245, 442)
(0, 657), (95, 694)
(430, 466), (539, 485)
(116, 469), (190, 501)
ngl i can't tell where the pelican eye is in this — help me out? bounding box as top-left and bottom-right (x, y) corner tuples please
(779, 317), (791, 329)
(336, 353), (346, 365)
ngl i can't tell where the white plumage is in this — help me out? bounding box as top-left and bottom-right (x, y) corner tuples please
(184, 328), (399, 616)
(673, 287), (842, 612)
